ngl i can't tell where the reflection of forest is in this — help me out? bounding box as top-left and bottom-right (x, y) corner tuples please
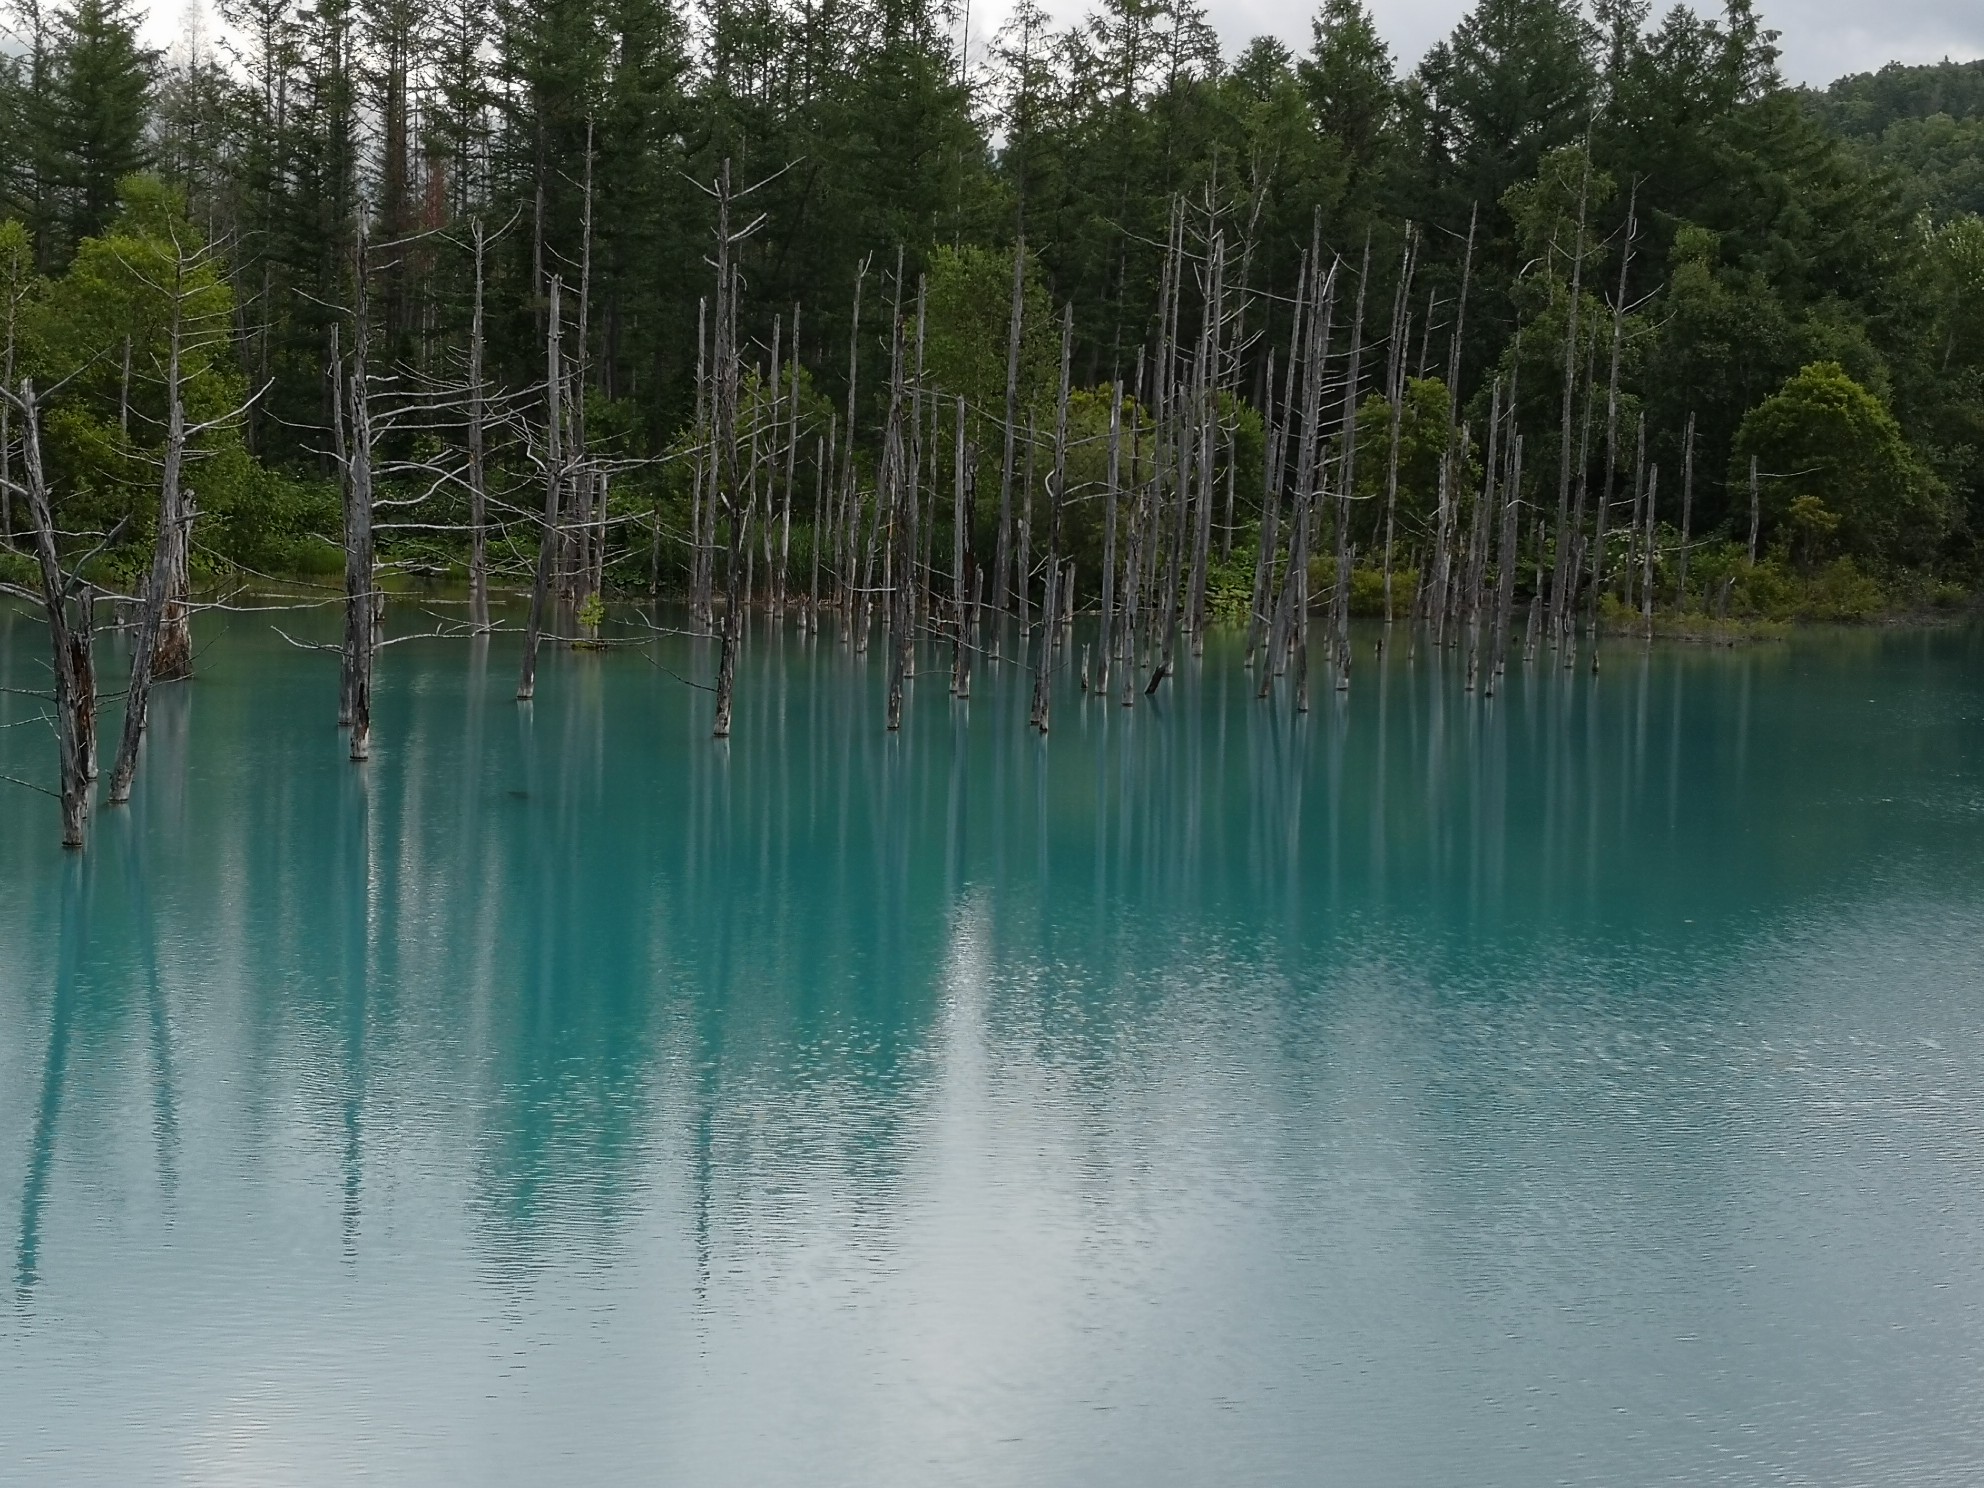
(2, 610), (1980, 1300)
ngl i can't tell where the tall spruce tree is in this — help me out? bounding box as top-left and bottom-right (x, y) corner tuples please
(54, 0), (153, 249)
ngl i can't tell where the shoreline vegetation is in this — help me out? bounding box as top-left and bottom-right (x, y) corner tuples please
(0, 0), (1980, 846)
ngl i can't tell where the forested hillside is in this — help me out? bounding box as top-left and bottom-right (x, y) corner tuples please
(0, 0), (1979, 618)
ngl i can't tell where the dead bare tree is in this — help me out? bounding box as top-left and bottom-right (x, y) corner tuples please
(703, 160), (773, 739)
(111, 231), (263, 803)
(4, 377), (111, 847)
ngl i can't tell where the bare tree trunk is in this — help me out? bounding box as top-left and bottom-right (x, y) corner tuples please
(1562, 333), (1598, 667)
(950, 395), (970, 695)
(1488, 433), (1523, 693)
(1032, 305), (1072, 731)
(690, 297), (709, 627)
(342, 220), (378, 760)
(1677, 412), (1696, 608)
(0, 263), (18, 548)
(907, 283), (927, 634)
(1380, 226), (1418, 636)
(992, 239), (1026, 613)
(1623, 413), (1647, 606)
(1119, 391), (1145, 706)
(814, 419), (834, 632)
(810, 431), (826, 628)
(111, 267), (191, 804)
(1247, 342), (1286, 665)
(1187, 231), (1223, 652)
(17, 381), (90, 846)
(1265, 245), (1334, 697)
(468, 218), (490, 630)
(1640, 464), (1659, 634)
(1590, 186), (1634, 632)
(779, 304), (802, 616)
(838, 258), (870, 634)
(886, 294), (914, 731)
(1432, 206), (1476, 645)
(1466, 380), (1502, 693)
(1547, 152), (1593, 645)
(1748, 455), (1760, 565)
(710, 164), (749, 738)
(1145, 385), (1186, 696)
(1015, 416), (1035, 631)
(517, 275), (563, 702)
(565, 127), (595, 606)
(1097, 373), (1122, 696)
(1334, 235), (1371, 690)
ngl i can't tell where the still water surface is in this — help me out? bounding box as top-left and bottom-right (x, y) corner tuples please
(2, 605), (1982, 1485)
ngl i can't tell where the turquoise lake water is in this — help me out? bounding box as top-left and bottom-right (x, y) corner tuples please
(2, 601), (1982, 1485)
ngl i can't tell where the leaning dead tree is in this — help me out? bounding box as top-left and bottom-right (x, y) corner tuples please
(110, 231), (264, 805)
(3, 377), (111, 848)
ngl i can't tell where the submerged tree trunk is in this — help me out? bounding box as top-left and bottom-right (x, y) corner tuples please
(1032, 305), (1072, 732)
(1334, 235), (1372, 691)
(1590, 186), (1634, 633)
(518, 275), (563, 703)
(1548, 152), (1592, 643)
(468, 217), (490, 630)
(110, 279), (191, 804)
(950, 394), (970, 697)
(1677, 412), (1696, 608)
(1432, 207), (1476, 646)
(1379, 226), (1418, 637)
(1097, 373), (1122, 696)
(18, 381), (91, 847)
(1748, 455), (1761, 565)
(341, 220), (378, 761)
(992, 238), (1025, 615)
(709, 163), (752, 739)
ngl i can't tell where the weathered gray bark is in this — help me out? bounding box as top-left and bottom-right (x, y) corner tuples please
(950, 394), (970, 697)
(1487, 433), (1523, 694)
(1186, 231), (1223, 652)
(710, 165), (750, 738)
(1677, 412), (1696, 607)
(1640, 464), (1659, 634)
(1097, 374), (1122, 696)
(517, 273), (563, 703)
(1561, 333), (1598, 666)
(17, 381), (92, 846)
(1590, 186), (1635, 630)
(1380, 226), (1418, 633)
(1031, 305), (1072, 732)
(1466, 380), (1502, 693)
(468, 218), (490, 630)
(838, 257), (869, 631)
(690, 297), (709, 627)
(992, 239), (1026, 615)
(886, 292), (913, 731)
(1334, 236), (1372, 691)
(778, 303), (802, 615)
(1432, 206), (1476, 644)
(110, 273), (190, 804)
(1747, 455), (1761, 565)
(342, 220), (378, 760)
(1548, 151), (1593, 640)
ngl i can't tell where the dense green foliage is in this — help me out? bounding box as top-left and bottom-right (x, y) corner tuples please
(0, 0), (1977, 611)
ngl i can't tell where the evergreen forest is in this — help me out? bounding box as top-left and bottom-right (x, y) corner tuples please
(2, 0), (1983, 843)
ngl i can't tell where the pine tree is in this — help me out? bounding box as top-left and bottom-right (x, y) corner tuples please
(54, 0), (154, 249)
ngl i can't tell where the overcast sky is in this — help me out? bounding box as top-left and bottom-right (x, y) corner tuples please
(144, 0), (1982, 92)
(956, 0), (1982, 88)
